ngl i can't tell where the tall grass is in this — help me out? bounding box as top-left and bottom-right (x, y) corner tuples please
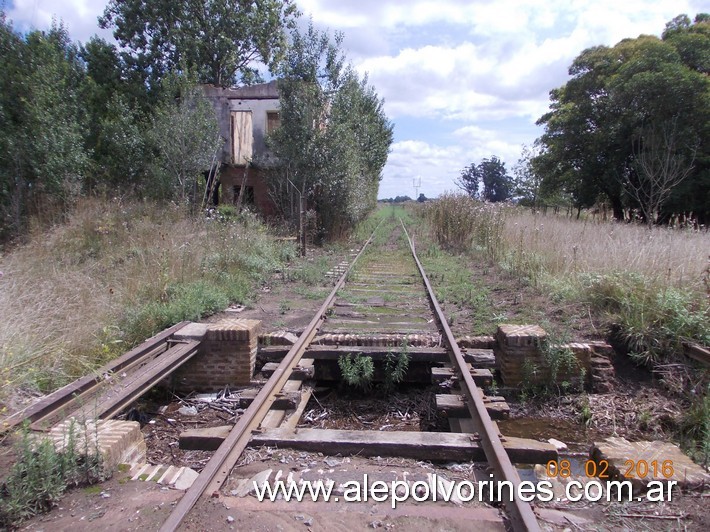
(422, 194), (709, 361)
(422, 194), (709, 458)
(0, 199), (294, 405)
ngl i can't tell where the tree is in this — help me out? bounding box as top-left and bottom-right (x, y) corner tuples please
(266, 22), (392, 240)
(1, 15), (91, 237)
(480, 156), (513, 203)
(99, 0), (299, 87)
(535, 14), (710, 222)
(628, 120), (696, 227)
(513, 144), (544, 208)
(455, 163), (479, 198)
(148, 78), (222, 203)
(417, 193), (427, 203)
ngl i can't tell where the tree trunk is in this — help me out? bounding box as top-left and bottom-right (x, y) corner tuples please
(611, 196), (624, 222)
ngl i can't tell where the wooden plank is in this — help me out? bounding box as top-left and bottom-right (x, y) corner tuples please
(259, 377), (305, 429)
(249, 428), (557, 464)
(261, 362), (313, 379)
(436, 393), (510, 420)
(683, 341), (710, 366)
(431, 366), (494, 387)
(260, 345), (452, 363)
(280, 387), (313, 431)
(239, 390), (300, 410)
(181, 426), (231, 451)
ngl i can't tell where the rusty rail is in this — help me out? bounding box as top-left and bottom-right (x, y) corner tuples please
(159, 220), (383, 532)
(2, 321), (189, 433)
(400, 220), (541, 532)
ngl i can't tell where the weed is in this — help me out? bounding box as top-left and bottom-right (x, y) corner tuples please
(0, 199), (291, 399)
(0, 422), (104, 528)
(381, 341), (411, 394)
(338, 354), (375, 393)
(579, 394), (593, 426)
(279, 300), (292, 315)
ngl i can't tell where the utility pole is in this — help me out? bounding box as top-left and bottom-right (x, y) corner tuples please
(286, 177), (306, 257)
(413, 176), (421, 199)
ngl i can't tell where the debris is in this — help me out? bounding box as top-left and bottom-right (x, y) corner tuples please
(235, 469), (273, 497)
(548, 438), (568, 451)
(178, 405), (198, 416)
(226, 516), (235, 523)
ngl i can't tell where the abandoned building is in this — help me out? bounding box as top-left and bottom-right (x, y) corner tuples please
(203, 81), (281, 215)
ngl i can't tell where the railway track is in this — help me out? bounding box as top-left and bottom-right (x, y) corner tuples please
(162, 217), (541, 531)
(7, 216), (547, 531)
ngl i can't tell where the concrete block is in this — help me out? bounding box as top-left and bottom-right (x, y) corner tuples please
(497, 324), (547, 348)
(173, 322), (209, 341)
(41, 418), (146, 475)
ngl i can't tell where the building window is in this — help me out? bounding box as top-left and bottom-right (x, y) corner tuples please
(230, 110), (253, 165)
(266, 111), (280, 134)
(233, 185), (255, 206)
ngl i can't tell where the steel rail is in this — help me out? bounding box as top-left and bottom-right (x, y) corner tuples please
(2, 321), (189, 433)
(159, 220), (383, 532)
(400, 220), (541, 532)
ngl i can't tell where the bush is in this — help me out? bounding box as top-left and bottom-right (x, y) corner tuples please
(0, 423), (103, 528)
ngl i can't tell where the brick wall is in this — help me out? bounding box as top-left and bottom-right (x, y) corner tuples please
(173, 318), (261, 392)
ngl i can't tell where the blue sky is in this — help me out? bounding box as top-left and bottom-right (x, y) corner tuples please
(5, 0), (707, 198)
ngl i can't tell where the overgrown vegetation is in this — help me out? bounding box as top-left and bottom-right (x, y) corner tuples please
(0, 423), (103, 528)
(338, 342), (411, 395)
(266, 22), (393, 241)
(419, 195), (709, 456)
(533, 14), (709, 224)
(382, 348), (411, 395)
(422, 195), (709, 361)
(0, 199), (294, 401)
(338, 354), (375, 393)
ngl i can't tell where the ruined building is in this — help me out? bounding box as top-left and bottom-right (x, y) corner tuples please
(203, 81), (280, 215)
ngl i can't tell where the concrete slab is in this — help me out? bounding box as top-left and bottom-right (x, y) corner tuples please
(591, 437), (710, 490)
(173, 322), (208, 341)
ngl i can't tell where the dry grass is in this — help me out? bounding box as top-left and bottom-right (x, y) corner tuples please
(503, 209), (709, 291)
(0, 199), (292, 407)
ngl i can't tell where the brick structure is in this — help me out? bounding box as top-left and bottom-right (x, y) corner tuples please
(496, 324), (591, 387)
(173, 318), (261, 392)
(41, 418), (146, 475)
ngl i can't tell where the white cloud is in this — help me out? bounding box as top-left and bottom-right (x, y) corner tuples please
(7, 0), (112, 43)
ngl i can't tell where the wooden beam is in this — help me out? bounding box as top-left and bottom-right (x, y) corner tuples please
(6, 321), (188, 433)
(249, 428), (556, 464)
(436, 393), (510, 420)
(261, 360), (314, 379)
(239, 389), (300, 410)
(431, 366), (494, 387)
(259, 345), (453, 363)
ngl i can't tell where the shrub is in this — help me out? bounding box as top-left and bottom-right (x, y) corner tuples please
(0, 423), (103, 528)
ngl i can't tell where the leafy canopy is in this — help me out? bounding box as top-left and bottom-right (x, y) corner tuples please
(100, 0), (300, 87)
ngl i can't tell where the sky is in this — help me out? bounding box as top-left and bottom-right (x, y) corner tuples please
(5, 0), (707, 199)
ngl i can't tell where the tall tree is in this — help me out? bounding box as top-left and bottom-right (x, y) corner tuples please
(628, 120), (696, 227)
(0, 20), (89, 235)
(148, 77), (222, 203)
(535, 14), (710, 222)
(480, 156), (513, 203)
(266, 22), (392, 239)
(513, 144), (545, 208)
(455, 163), (479, 198)
(99, 0), (299, 87)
